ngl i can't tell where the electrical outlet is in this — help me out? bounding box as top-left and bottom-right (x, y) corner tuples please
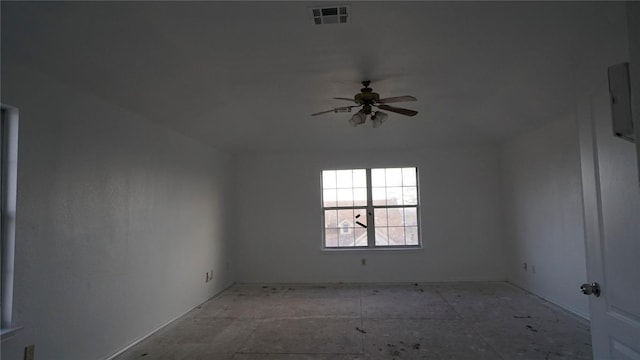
(24, 344), (35, 360)
(361, 258), (366, 266)
(523, 262), (528, 271)
(205, 272), (209, 283)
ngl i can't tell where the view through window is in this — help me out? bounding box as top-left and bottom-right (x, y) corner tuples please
(322, 167), (420, 248)
(1, 105), (19, 335)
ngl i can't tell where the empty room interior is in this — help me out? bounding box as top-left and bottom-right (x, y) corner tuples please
(1, 1), (639, 359)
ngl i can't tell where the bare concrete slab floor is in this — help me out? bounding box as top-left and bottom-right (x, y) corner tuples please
(113, 283), (591, 360)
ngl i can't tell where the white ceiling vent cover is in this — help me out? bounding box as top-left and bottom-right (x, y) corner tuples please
(310, 5), (350, 25)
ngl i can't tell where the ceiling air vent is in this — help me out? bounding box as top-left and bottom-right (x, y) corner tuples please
(310, 5), (350, 25)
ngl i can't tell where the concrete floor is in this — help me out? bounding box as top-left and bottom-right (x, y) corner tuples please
(113, 283), (592, 360)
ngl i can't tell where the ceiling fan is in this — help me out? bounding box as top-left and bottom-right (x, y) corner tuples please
(312, 80), (418, 127)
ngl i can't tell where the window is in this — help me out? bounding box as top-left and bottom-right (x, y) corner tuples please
(1, 104), (19, 338)
(322, 167), (420, 249)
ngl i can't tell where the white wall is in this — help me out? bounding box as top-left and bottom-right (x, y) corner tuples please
(232, 146), (505, 283)
(630, 2), (640, 176)
(501, 117), (589, 318)
(0, 62), (234, 360)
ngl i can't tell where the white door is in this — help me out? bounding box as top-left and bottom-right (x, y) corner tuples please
(579, 79), (640, 358)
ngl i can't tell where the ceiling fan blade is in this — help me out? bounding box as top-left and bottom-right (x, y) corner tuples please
(311, 105), (359, 116)
(311, 109), (337, 116)
(377, 104), (418, 117)
(378, 96), (417, 104)
(333, 97), (356, 103)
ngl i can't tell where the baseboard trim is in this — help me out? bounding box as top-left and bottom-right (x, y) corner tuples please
(103, 282), (235, 360)
(506, 281), (590, 323)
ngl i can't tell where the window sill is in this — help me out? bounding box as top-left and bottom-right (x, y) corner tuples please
(322, 246), (423, 253)
(1, 326), (23, 342)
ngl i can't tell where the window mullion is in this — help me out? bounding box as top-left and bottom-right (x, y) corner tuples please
(366, 168), (375, 248)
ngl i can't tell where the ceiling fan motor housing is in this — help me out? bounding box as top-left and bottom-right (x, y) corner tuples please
(354, 90), (380, 107)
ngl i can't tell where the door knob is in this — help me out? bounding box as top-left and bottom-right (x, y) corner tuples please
(580, 282), (601, 297)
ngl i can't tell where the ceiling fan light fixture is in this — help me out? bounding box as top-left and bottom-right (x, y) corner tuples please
(371, 111), (388, 128)
(349, 109), (367, 126)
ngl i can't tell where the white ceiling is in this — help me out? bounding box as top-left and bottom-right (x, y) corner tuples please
(2, 1), (580, 153)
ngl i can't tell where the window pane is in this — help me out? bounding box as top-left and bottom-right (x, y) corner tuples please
(322, 170), (337, 189)
(354, 228), (367, 246)
(325, 228), (339, 247)
(337, 209), (354, 226)
(354, 210), (367, 227)
(339, 230), (355, 247)
(385, 168), (402, 186)
(324, 210), (338, 228)
(353, 188), (367, 207)
(337, 188), (353, 207)
(402, 167), (417, 186)
(388, 227), (405, 245)
(386, 187), (403, 206)
(353, 169), (366, 187)
(375, 227), (389, 246)
(386, 207), (404, 227)
(371, 168), (385, 187)
(403, 186), (418, 205)
(372, 187), (386, 206)
(404, 208), (418, 226)
(323, 189), (337, 207)
(405, 226), (419, 245)
(374, 208), (387, 227)
(336, 170), (353, 188)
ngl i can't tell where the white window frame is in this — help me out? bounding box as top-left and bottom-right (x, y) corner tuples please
(321, 167), (421, 250)
(1, 104), (20, 340)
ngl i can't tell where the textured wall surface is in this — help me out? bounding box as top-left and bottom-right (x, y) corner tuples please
(629, 2), (640, 182)
(1, 61), (234, 360)
(502, 117), (589, 318)
(232, 147), (506, 283)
